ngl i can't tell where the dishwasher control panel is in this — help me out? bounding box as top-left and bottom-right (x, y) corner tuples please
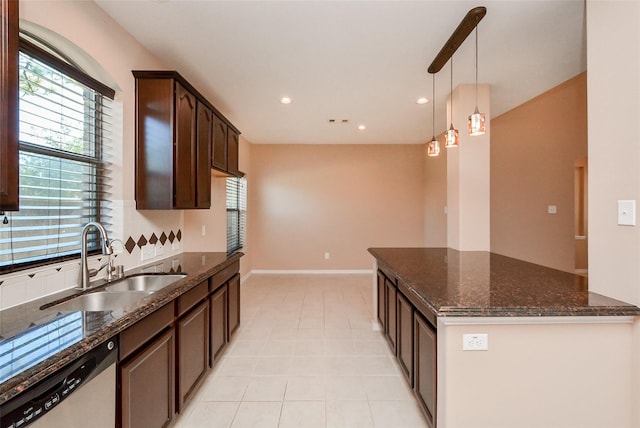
(1, 338), (117, 428)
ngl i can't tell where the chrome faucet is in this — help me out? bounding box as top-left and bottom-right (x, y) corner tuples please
(79, 222), (113, 290)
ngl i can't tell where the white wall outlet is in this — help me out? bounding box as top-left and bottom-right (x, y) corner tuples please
(141, 244), (155, 261)
(201, 225), (206, 236)
(548, 205), (557, 214)
(324, 252), (330, 260)
(463, 333), (489, 351)
(618, 200), (636, 226)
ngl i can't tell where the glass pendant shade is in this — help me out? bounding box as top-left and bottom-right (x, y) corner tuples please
(468, 106), (486, 136)
(427, 137), (440, 157)
(445, 124), (459, 148)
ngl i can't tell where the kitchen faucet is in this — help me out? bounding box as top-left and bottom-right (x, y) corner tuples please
(79, 222), (112, 290)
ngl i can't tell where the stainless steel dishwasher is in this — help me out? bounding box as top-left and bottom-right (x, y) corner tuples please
(0, 338), (117, 428)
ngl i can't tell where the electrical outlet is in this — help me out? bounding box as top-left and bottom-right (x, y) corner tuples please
(324, 252), (330, 260)
(201, 225), (206, 236)
(463, 333), (489, 351)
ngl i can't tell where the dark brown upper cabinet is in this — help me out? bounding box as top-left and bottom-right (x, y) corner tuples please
(133, 71), (238, 209)
(212, 113), (240, 177)
(0, 0), (19, 211)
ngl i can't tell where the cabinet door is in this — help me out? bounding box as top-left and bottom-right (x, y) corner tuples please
(0, 0), (19, 211)
(227, 274), (240, 337)
(414, 314), (437, 428)
(385, 278), (397, 353)
(210, 285), (228, 366)
(119, 329), (175, 428)
(177, 299), (210, 411)
(376, 271), (386, 331)
(227, 128), (239, 176)
(397, 292), (414, 385)
(174, 82), (197, 208)
(196, 102), (212, 209)
(212, 114), (227, 171)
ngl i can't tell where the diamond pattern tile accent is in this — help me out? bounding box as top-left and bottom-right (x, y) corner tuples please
(168, 231), (175, 243)
(137, 235), (148, 248)
(176, 229), (182, 242)
(160, 232), (168, 245)
(125, 237), (136, 254)
(149, 233), (158, 245)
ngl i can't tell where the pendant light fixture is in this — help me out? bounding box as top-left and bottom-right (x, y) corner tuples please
(427, 73), (440, 157)
(468, 23), (486, 136)
(445, 58), (459, 148)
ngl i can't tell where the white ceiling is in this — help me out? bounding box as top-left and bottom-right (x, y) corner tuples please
(95, 0), (586, 145)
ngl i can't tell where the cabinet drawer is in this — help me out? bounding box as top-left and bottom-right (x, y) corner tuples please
(209, 261), (239, 292)
(177, 280), (208, 317)
(120, 303), (173, 361)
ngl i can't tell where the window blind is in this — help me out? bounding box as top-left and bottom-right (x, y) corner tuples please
(0, 41), (113, 272)
(226, 175), (246, 254)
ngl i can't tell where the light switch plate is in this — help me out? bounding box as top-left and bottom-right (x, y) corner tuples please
(548, 205), (557, 214)
(618, 200), (636, 226)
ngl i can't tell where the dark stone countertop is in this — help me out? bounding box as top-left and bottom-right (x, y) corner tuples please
(0, 251), (242, 405)
(369, 247), (640, 321)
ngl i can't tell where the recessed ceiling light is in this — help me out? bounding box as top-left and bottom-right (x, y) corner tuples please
(358, 125), (366, 131)
(280, 97), (292, 104)
(417, 97), (429, 104)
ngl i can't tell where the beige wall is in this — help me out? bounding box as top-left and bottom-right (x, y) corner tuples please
(490, 73), (587, 273)
(439, 318), (635, 428)
(424, 137), (448, 247)
(249, 144), (426, 270)
(586, 2), (640, 426)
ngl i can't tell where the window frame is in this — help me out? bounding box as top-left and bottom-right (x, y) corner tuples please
(0, 36), (114, 273)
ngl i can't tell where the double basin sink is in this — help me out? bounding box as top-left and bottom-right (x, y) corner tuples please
(46, 274), (186, 312)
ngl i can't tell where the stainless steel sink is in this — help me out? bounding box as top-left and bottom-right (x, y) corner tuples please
(51, 291), (152, 312)
(105, 274), (186, 293)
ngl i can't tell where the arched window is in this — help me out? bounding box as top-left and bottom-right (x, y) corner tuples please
(0, 33), (114, 272)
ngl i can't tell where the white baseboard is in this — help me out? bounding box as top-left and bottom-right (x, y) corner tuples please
(250, 269), (373, 275)
(240, 271), (253, 284)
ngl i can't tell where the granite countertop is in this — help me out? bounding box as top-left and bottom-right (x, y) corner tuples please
(369, 247), (640, 319)
(0, 251), (242, 405)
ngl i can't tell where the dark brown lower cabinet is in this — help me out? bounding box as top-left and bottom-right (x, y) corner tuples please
(177, 299), (210, 411)
(397, 292), (414, 385)
(385, 277), (397, 353)
(227, 274), (240, 336)
(210, 284), (228, 366)
(376, 271), (386, 330)
(414, 314), (437, 428)
(119, 329), (175, 428)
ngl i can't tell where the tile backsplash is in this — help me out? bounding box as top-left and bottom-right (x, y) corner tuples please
(0, 227), (183, 311)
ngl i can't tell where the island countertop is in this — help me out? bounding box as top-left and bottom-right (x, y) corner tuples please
(368, 247), (640, 319)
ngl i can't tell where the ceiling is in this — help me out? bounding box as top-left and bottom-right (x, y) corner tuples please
(95, 0), (586, 145)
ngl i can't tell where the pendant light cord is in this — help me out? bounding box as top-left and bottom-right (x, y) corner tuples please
(450, 58), (454, 124)
(474, 24), (479, 106)
(432, 73), (436, 138)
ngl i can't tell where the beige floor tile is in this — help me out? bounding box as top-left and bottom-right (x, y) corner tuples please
(325, 376), (367, 401)
(287, 356), (326, 376)
(197, 376), (250, 401)
(293, 340), (325, 356)
(297, 328), (325, 340)
(228, 340), (266, 356)
(253, 356), (293, 375)
(175, 401), (239, 428)
(368, 400), (429, 428)
(260, 340), (296, 356)
(326, 400), (374, 428)
(353, 340), (389, 356)
(243, 377), (288, 401)
(217, 357), (258, 376)
(324, 339), (356, 355)
(285, 376), (325, 401)
(230, 401), (282, 428)
(361, 376), (415, 401)
(357, 356), (400, 376)
(279, 401), (326, 428)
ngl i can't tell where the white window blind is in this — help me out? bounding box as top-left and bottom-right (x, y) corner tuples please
(226, 175), (246, 254)
(0, 38), (114, 271)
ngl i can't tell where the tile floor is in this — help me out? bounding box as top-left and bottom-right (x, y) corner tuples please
(173, 274), (429, 428)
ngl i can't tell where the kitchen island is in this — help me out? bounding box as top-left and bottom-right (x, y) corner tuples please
(369, 248), (640, 428)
